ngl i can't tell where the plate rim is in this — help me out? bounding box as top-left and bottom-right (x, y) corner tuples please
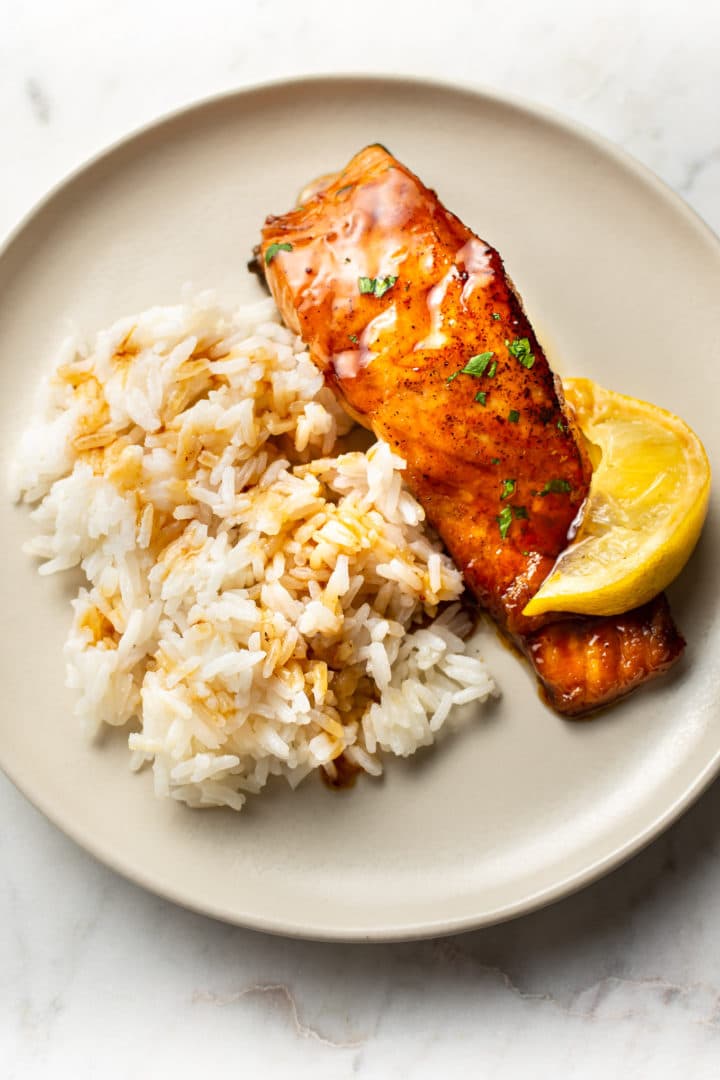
(2, 72), (719, 942)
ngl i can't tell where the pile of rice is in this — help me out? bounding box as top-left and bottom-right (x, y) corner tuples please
(12, 292), (496, 810)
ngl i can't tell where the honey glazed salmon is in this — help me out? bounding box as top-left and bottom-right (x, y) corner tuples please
(259, 145), (684, 715)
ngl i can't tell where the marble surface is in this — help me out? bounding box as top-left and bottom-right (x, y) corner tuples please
(2, 1), (720, 1075)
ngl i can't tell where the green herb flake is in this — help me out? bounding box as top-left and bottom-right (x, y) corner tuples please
(513, 506), (529, 519)
(358, 275), (398, 298)
(447, 350), (496, 384)
(349, 333), (359, 345)
(336, 184), (354, 195)
(507, 336), (535, 369)
(462, 351), (495, 377)
(446, 371), (460, 384)
(487, 360), (498, 378)
(557, 419), (566, 432)
(491, 312), (501, 321)
(496, 505), (513, 540)
(475, 391), (487, 405)
(375, 275), (398, 297)
(540, 478), (572, 496)
(264, 242), (293, 265)
(500, 478), (516, 500)
(508, 409), (520, 423)
(491, 457), (500, 465)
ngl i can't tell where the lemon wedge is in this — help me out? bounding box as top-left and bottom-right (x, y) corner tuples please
(523, 378), (711, 618)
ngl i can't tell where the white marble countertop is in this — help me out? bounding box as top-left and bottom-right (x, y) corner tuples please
(2, 1), (720, 1075)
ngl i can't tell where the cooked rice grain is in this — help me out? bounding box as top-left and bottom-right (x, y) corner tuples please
(12, 292), (497, 810)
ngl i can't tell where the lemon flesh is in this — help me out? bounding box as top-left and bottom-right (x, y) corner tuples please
(523, 378), (711, 618)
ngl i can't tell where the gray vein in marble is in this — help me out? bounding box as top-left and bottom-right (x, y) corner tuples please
(24, 78), (50, 125)
(193, 983), (366, 1049)
(431, 939), (720, 1030)
(677, 145), (720, 195)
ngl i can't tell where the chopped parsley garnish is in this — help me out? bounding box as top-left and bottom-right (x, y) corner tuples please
(264, 242), (293, 265)
(496, 506), (513, 540)
(447, 351), (496, 383)
(508, 409), (520, 423)
(358, 275), (398, 298)
(378, 277), (397, 297)
(446, 371), (460, 383)
(475, 391), (487, 405)
(513, 506), (529, 519)
(557, 419), (566, 432)
(349, 333), (359, 345)
(491, 312), (501, 320)
(540, 478), (572, 496)
(491, 457), (500, 465)
(462, 351), (495, 376)
(487, 360), (498, 378)
(500, 478), (516, 500)
(507, 336), (535, 369)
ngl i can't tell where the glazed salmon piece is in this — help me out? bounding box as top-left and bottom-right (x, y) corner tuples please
(260, 144), (684, 715)
(525, 595), (683, 716)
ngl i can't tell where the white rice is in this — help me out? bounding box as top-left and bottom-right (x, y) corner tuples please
(11, 291), (497, 810)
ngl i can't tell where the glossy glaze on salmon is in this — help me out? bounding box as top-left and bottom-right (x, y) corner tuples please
(525, 594), (683, 715)
(260, 145), (684, 715)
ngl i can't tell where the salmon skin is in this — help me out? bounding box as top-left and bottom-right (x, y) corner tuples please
(260, 144), (684, 715)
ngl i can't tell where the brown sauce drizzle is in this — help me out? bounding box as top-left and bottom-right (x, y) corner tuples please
(321, 752), (362, 790)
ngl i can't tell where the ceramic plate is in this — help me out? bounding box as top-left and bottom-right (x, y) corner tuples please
(1, 76), (719, 941)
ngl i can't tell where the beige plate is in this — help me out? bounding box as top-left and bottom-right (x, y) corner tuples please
(1, 76), (719, 941)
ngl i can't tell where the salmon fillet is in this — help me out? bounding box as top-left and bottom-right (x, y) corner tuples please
(259, 144), (684, 715)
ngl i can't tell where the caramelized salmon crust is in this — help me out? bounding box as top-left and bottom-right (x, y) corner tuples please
(260, 144), (684, 715)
